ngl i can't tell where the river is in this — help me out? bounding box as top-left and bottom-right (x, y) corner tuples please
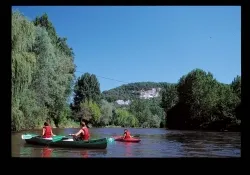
(11, 128), (241, 158)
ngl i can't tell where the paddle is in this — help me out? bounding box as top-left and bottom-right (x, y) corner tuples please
(21, 134), (67, 142)
(51, 135), (67, 142)
(21, 134), (39, 139)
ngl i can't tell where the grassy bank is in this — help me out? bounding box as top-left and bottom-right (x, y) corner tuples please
(32, 119), (79, 130)
(104, 125), (122, 128)
(57, 119), (79, 128)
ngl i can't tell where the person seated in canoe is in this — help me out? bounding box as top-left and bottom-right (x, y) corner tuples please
(69, 121), (90, 141)
(42, 121), (56, 138)
(123, 129), (132, 139)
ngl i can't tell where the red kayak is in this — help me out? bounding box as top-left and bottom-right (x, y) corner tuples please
(113, 136), (141, 143)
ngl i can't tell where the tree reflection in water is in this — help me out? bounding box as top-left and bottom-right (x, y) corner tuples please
(20, 146), (33, 157)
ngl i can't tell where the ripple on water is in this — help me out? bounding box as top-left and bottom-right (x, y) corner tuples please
(12, 128), (241, 158)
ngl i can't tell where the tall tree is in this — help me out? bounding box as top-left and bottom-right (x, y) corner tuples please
(12, 11), (37, 131)
(161, 84), (178, 111)
(12, 11), (75, 130)
(33, 13), (58, 46)
(100, 100), (114, 126)
(72, 73), (101, 111)
(231, 75), (241, 99)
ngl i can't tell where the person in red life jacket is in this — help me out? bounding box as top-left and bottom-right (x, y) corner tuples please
(123, 129), (132, 139)
(69, 121), (90, 141)
(42, 122), (56, 138)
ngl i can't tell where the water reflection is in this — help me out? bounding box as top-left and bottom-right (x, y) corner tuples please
(20, 146), (33, 157)
(165, 131), (241, 157)
(12, 128), (240, 157)
(166, 131), (240, 146)
(80, 150), (88, 158)
(124, 142), (133, 157)
(41, 147), (53, 158)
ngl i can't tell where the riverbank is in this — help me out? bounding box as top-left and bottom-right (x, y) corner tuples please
(104, 125), (122, 128)
(11, 119), (79, 132)
(11, 120), (240, 132)
(104, 125), (151, 129)
(165, 121), (241, 132)
(57, 119), (79, 128)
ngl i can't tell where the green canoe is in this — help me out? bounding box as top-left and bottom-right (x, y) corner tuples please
(24, 136), (107, 149)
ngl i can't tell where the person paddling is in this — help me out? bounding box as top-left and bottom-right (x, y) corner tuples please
(69, 121), (90, 141)
(123, 129), (132, 139)
(42, 121), (56, 138)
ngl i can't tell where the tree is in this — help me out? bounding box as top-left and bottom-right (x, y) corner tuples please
(231, 76), (241, 120)
(164, 68), (240, 131)
(75, 102), (92, 122)
(74, 100), (101, 126)
(12, 11), (75, 131)
(213, 83), (240, 122)
(33, 14), (58, 46)
(72, 73), (101, 112)
(161, 84), (178, 111)
(231, 75), (241, 99)
(177, 69), (219, 125)
(88, 100), (102, 125)
(12, 11), (38, 131)
(100, 100), (114, 126)
(113, 108), (139, 127)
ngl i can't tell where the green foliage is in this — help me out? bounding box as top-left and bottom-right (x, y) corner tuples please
(231, 75), (241, 99)
(214, 84), (240, 121)
(162, 69), (241, 131)
(12, 11), (75, 131)
(72, 73), (101, 112)
(160, 84), (178, 110)
(128, 98), (163, 128)
(88, 100), (102, 125)
(100, 100), (114, 125)
(177, 69), (218, 121)
(75, 101), (92, 121)
(113, 108), (139, 127)
(102, 82), (170, 102)
(12, 11), (37, 131)
(33, 13), (58, 46)
(74, 100), (101, 126)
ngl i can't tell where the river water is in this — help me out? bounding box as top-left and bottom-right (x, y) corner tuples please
(11, 128), (241, 158)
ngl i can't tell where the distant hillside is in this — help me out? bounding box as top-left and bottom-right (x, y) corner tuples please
(102, 82), (174, 103)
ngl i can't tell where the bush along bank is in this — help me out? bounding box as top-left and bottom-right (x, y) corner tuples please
(161, 69), (241, 132)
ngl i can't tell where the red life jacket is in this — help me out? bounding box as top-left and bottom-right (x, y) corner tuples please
(43, 126), (52, 138)
(81, 127), (90, 140)
(124, 131), (131, 139)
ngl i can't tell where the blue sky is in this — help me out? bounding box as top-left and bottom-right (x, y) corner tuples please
(12, 6), (241, 92)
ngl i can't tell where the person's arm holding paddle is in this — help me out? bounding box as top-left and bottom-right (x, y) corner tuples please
(69, 129), (84, 137)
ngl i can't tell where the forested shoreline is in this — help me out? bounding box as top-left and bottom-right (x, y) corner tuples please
(12, 11), (77, 131)
(12, 11), (241, 132)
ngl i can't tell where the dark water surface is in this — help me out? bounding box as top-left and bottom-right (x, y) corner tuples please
(11, 128), (241, 158)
